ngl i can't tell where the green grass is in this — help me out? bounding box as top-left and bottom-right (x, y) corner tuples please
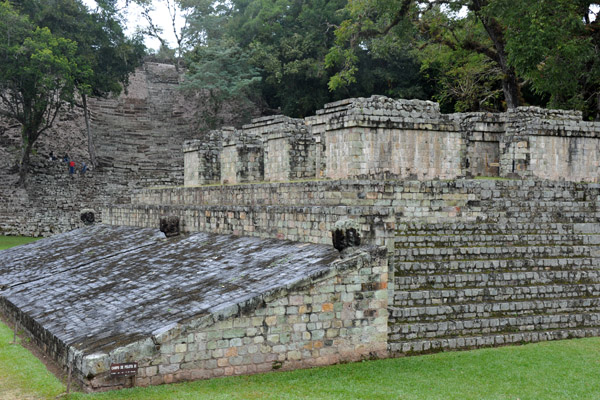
(0, 320), (65, 399)
(1, 314), (599, 400)
(1, 238), (600, 399)
(63, 338), (600, 400)
(0, 235), (41, 250)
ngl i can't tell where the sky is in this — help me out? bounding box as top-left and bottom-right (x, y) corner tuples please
(81, 0), (185, 50)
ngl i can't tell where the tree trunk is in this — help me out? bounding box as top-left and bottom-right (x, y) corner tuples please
(501, 66), (520, 110)
(18, 139), (33, 186)
(472, 0), (521, 109)
(482, 25), (520, 109)
(82, 94), (97, 168)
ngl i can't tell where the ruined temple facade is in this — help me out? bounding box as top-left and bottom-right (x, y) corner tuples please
(184, 96), (600, 185)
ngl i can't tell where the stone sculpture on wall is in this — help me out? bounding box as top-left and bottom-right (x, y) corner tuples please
(332, 219), (362, 253)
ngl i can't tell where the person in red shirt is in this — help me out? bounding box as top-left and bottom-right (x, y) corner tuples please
(69, 160), (75, 175)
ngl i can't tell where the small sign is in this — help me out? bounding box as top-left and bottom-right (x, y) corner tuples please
(488, 162), (500, 167)
(110, 362), (138, 376)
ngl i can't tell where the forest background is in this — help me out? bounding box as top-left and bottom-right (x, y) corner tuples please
(2, 0), (600, 182)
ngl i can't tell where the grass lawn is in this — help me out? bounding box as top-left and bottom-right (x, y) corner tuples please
(1, 237), (599, 399)
(1, 323), (599, 400)
(0, 235), (41, 250)
(0, 319), (65, 400)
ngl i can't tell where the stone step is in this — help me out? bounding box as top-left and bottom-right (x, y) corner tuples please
(400, 222), (600, 235)
(390, 297), (600, 322)
(395, 233), (600, 248)
(481, 214), (600, 224)
(396, 244), (598, 262)
(398, 222), (577, 235)
(466, 209), (600, 219)
(466, 199), (598, 208)
(388, 327), (600, 354)
(389, 311), (600, 342)
(394, 257), (596, 275)
(394, 283), (600, 306)
(395, 269), (600, 290)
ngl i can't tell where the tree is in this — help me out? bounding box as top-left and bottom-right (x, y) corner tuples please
(327, 0), (522, 109)
(416, 7), (503, 112)
(170, 0), (429, 118)
(14, 0), (145, 167)
(181, 39), (261, 130)
(0, 1), (86, 184)
(489, 0), (600, 118)
(135, 0), (190, 67)
(225, 0), (349, 117)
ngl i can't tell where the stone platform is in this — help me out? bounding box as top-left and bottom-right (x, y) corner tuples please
(0, 224), (388, 391)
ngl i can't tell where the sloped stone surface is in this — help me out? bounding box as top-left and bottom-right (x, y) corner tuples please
(0, 225), (339, 354)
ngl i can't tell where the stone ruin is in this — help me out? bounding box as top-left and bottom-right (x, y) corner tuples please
(184, 96), (600, 185)
(3, 95), (600, 392)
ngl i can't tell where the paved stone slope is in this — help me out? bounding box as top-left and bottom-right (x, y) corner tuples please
(0, 225), (339, 355)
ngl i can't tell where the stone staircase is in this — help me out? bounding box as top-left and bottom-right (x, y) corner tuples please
(390, 220), (600, 354)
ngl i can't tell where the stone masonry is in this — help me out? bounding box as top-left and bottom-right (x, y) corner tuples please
(103, 178), (600, 362)
(184, 96), (600, 184)
(0, 61), (258, 237)
(0, 225), (387, 391)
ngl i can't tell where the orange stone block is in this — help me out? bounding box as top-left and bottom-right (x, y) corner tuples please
(225, 347), (238, 357)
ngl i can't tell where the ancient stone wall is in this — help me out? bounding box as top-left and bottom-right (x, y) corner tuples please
(104, 203), (393, 246)
(89, 63), (193, 187)
(104, 178), (600, 357)
(0, 160), (125, 237)
(124, 179), (600, 225)
(245, 116), (315, 181)
(500, 107), (600, 181)
(74, 248), (388, 391)
(316, 97), (464, 180)
(451, 112), (504, 177)
(183, 129), (226, 186)
(392, 220), (600, 354)
(220, 131), (264, 184)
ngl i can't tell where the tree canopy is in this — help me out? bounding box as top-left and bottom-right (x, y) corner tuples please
(4, 0), (600, 185)
(175, 0), (600, 117)
(491, 0), (600, 117)
(324, 0), (600, 116)
(166, 0), (428, 118)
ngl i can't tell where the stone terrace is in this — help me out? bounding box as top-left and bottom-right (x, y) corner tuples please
(103, 178), (600, 358)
